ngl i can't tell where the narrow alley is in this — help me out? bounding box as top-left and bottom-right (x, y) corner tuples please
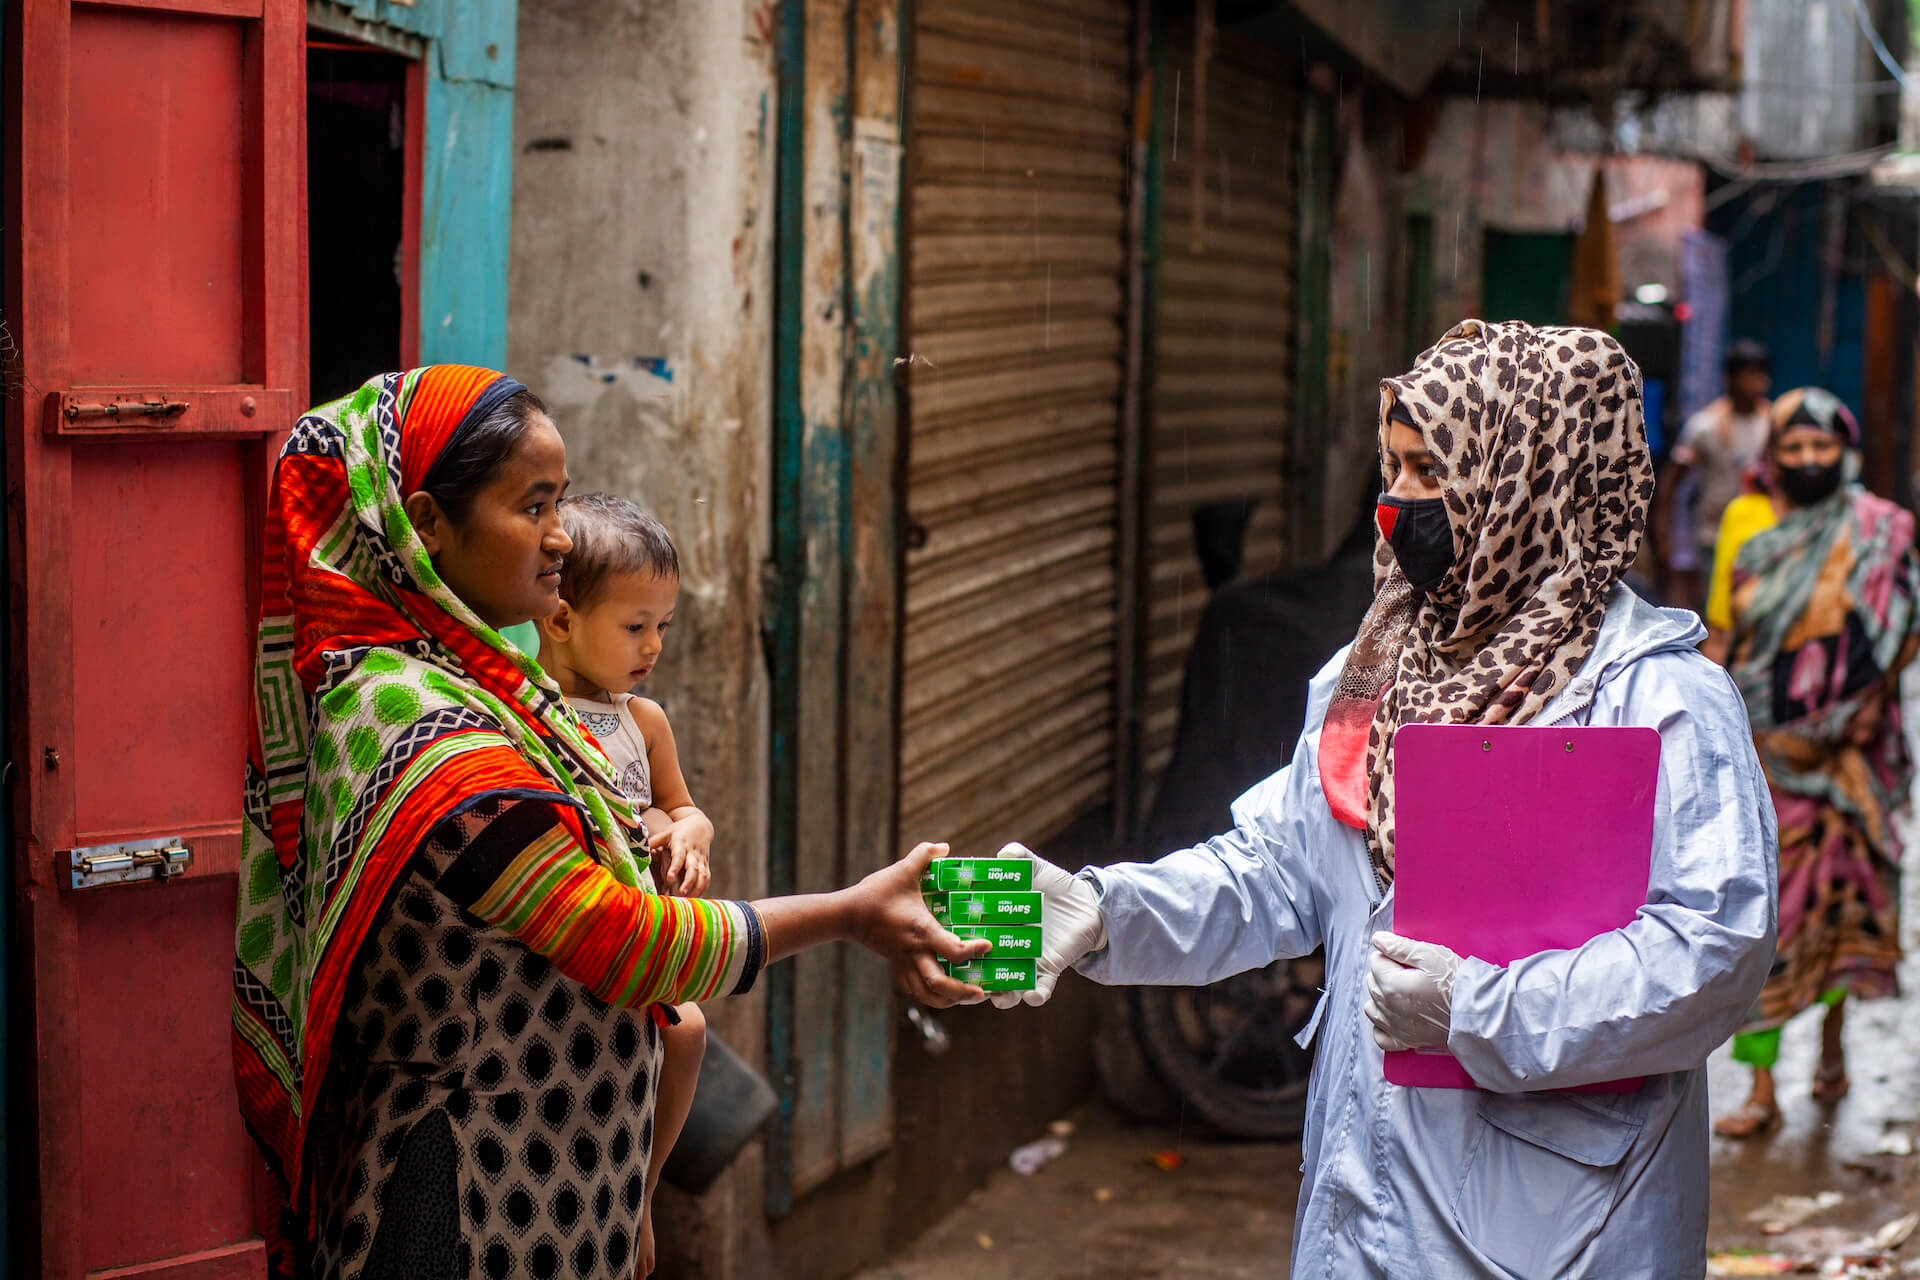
(13, 1), (1920, 1277)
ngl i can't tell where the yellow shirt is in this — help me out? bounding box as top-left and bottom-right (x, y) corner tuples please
(1706, 492), (1779, 631)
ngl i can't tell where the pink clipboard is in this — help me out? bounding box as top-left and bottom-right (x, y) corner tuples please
(1385, 723), (1661, 1091)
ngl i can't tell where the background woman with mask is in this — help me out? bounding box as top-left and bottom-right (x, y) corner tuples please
(1706, 387), (1920, 1139)
(937, 321), (1778, 1277)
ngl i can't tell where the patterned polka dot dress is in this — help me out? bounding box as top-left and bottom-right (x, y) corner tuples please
(308, 800), (663, 1280)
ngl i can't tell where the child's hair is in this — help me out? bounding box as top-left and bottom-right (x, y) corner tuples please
(557, 492), (680, 609)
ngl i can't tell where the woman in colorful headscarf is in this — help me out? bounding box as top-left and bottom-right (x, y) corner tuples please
(1704, 387), (1918, 1139)
(955, 322), (1778, 1276)
(233, 367), (984, 1279)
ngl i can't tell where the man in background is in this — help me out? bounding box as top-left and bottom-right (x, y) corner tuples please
(1655, 339), (1772, 612)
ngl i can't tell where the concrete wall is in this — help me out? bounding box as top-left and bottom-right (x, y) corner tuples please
(508, 1), (779, 1273)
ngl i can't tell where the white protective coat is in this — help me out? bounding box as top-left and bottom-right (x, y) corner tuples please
(1078, 587), (1779, 1279)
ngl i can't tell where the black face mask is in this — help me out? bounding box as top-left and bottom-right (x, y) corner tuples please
(1376, 494), (1455, 593)
(1777, 460), (1843, 507)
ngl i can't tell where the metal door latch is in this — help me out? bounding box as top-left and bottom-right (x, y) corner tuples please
(66, 838), (192, 889)
(62, 397), (189, 422)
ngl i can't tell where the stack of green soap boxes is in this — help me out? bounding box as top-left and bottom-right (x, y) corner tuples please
(921, 858), (1040, 990)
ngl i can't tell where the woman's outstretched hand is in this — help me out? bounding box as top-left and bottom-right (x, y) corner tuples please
(855, 842), (992, 1008)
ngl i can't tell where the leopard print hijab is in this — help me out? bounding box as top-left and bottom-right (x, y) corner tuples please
(1320, 320), (1653, 887)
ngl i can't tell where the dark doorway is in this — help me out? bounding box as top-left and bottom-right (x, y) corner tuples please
(307, 39), (409, 406)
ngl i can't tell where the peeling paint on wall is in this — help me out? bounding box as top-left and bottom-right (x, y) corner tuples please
(539, 351), (680, 420)
(848, 115), (901, 428)
(509, 34), (777, 1274)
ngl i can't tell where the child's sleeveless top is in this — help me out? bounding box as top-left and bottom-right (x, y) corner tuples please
(565, 690), (654, 811)
(566, 691), (657, 897)
(566, 691), (675, 1021)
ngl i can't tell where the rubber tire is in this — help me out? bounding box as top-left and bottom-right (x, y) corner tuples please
(1129, 952), (1322, 1140)
(1091, 985), (1182, 1125)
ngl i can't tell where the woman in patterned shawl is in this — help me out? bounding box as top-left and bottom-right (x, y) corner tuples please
(233, 366), (984, 1279)
(990, 322), (1779, 1276)
(1709, 387), (1918, 1139)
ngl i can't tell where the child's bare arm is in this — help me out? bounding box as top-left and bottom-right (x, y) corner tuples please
(639, 805), (676, 840)
(631, 697), (694, 811)
(631, 698), (713, 895)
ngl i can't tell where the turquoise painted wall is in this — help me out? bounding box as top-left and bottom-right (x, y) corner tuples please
(329, 0), (520, 367)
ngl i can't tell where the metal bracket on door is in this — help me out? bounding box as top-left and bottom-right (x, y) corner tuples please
(65, 837), (193, 889)
(62, 397), (190, 423)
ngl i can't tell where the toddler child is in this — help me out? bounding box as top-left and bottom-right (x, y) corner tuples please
(535, 492), (710, 1278)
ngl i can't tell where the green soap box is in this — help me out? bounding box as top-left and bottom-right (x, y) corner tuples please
(944, 957), (1037, 990)
(928, 858), (1034, 892)
(944, 891), (1042, 926)
(953, 924), (1042, 957)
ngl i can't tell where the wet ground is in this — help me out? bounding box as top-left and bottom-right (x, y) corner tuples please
(851, 1102), (1302, 1279)
(859, 973), (1920, 1279)
(858, 697), (1920, 1279)
(1699, 846), (1920, 1276)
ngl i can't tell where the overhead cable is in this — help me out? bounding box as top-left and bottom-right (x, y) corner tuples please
(1849, 0), (1913, 92)
(1685, 142), (1898, 182)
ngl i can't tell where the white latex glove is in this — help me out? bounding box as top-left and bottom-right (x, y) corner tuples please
(987, 842), (1107, 1009)
(1362, 931), (1461, 1052)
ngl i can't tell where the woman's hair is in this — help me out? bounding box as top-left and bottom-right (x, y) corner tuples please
(418, 388), (550, 522)
(557, 492), (680, 609)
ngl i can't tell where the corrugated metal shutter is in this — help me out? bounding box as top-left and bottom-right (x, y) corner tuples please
(1143, 36), (1299, 787)
(902, 0), (1133, 855)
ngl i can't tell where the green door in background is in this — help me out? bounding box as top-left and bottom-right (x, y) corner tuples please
(1482, 229), (1574, 327)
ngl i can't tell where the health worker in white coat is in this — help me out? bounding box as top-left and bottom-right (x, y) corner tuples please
(923, 320), (1780, 1279)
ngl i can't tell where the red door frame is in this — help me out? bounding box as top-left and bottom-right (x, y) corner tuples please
(4, 0), (305, 1273)
(402, 55), (425, 368)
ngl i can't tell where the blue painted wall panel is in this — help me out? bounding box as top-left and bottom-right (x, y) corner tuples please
(1711, 181), (1867, 420)
(339, 0), (516, 83)
(431, 0), (517, 84)
(420, 72), (515, 368)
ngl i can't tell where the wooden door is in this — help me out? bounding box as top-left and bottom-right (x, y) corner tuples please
(5, 0), (305, 1274)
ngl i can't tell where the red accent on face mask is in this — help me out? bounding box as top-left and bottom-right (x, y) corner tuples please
(1375, 503), (1399, 541)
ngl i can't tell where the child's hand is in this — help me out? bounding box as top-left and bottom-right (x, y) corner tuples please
(648, 812), (714, 896)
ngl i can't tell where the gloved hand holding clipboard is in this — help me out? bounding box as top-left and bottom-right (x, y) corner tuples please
(1382, 723), (1661, 1092)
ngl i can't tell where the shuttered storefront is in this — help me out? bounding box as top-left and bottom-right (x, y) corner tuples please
(902, 0), (1133, 855)
(1142, 37), (1299, 787)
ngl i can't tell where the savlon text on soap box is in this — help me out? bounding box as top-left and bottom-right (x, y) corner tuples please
(952, 924), (1042, 957)
(934, 890), (1042, 926)
(918, 858), (1035, 893)
(943, 957), (1038, 990)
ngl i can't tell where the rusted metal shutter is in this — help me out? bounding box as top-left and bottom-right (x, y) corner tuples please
(902, 0), (1133, 855)
(1143, 36), (1299, 787)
